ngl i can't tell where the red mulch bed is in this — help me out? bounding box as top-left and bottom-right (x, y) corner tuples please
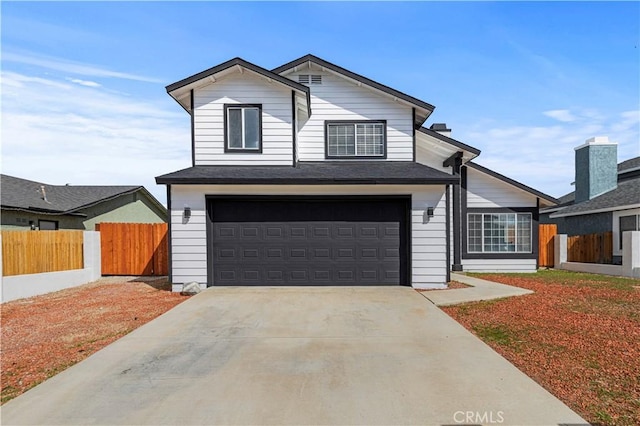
(442, 271), (640, 426)
(417, 280), (470, 291)
(1, 277), (190, 404)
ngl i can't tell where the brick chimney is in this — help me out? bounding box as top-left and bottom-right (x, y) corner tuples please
(574, 136), (617, 204)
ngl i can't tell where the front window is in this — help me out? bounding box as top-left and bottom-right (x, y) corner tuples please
(326, 121), (386, 158)
(468, 213), (532, 253)
(225, 104), (262, 152)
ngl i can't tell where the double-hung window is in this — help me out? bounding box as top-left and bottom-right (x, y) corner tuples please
(224, 104), (262, 152)
(468, 213), (532, 253)
(326, 121), (386, 158)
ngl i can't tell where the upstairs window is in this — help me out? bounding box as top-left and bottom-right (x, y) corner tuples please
(224, 104), (262, 152)
(325, 121), (386, 158)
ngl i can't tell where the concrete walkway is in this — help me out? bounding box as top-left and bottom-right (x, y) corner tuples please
(1, 286), (584, 425)
(422, 273), (533, 306)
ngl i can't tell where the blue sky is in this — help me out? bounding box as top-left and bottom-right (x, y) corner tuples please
(2, 2), (639, 205)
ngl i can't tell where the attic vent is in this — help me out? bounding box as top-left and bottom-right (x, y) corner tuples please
(298, 74), (322, 85)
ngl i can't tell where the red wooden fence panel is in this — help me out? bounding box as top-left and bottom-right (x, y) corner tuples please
(538, 224), (557, 267)
(96, 223), (168, 276)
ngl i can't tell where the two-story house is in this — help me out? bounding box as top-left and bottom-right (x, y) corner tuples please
(156, 54), (557, 291)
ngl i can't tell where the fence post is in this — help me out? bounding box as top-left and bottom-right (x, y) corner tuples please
(83, 231), (102, 281)
(622, 231), (640, 278)
(554, 234), (568, 268)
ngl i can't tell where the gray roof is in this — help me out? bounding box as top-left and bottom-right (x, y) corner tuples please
(543, 155), (640, 214)
(549, 177), (640, 218)
(1, 174), (142, 215)
(618, 156), (640, 172)
(156, 162), (459, 185)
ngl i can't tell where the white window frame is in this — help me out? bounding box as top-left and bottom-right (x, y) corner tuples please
(467, 212), (533, 253)
(224, 104), (262, 152)
(326, 121), (386, 158)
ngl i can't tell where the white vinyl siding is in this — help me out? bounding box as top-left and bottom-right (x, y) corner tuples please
(291, 72), (413, 161)
(169, 185), (448, 290)
(461, 258), (537, 273)
(466, 167), (537, 208)
(193, 72), (292, 165)
(463, 166), (539, 273)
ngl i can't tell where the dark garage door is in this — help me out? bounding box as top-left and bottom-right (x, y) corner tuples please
(207, 197), (409, 286)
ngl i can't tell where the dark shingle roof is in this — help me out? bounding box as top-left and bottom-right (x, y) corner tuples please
(549, 177), (640, 217)
(1, 174), (142, 214)
(156, 162), (459, 185)
(543, 156), (640, 214)
(618, 156), (640, 172)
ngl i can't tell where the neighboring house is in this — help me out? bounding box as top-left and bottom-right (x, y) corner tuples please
(540, 137), (640, 264)
(1, 174), (167, 230)
(156, 54), (557, 290)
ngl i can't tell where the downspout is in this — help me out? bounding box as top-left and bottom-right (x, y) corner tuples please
(443, 152), (463, 272)
(291, 91), (298, 167)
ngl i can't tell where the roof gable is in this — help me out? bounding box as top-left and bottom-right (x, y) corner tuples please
(465, 162), (558, 206)
(272, 54), (435, 127)
(166, 57), (311, 115)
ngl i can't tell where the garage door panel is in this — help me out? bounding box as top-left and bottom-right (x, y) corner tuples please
(209, 199), (407, 286)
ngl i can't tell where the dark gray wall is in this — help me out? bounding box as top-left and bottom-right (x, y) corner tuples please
(540, 211), (612, 236)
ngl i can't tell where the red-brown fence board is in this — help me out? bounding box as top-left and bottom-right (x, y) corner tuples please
(538, 224), (557, 268)
(97, 223), (168, 276)
(567, 231), (613, 264)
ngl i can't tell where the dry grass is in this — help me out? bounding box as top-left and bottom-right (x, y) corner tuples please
(443, 270), (640, 426)
(1, 277), (190, 404)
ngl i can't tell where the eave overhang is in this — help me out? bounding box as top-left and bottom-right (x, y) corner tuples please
(156, 162), (459, 186)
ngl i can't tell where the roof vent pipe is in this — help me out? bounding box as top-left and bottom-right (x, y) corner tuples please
(40, 185), (49, 203)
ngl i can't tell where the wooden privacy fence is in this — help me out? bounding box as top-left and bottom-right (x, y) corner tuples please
(538, 224), (557, 267)
(568, 231), (613, 264)
(96, 223), (168, 276)
(1, 230), (84, 276)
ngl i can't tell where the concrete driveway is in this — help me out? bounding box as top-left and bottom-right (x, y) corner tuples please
(1, 286), (585, 425)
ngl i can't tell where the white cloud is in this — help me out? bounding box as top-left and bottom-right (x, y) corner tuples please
(67, 78), (101, 88)
(1, 71), (190, 205)
(461, 109), (640, 198)
(543, 109), (577, 123)
(2, 50), (163, 84)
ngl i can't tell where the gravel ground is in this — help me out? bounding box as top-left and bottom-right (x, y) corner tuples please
(443, 271), (640, 426)
(1, 276), (190, 404)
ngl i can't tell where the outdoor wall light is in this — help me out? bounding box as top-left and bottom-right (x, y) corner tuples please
(183, 206), (191, 220)
(427, 207), (435, 218)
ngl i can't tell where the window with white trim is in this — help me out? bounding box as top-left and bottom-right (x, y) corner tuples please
(326, 121), (386, 158)
(224, 104), (262, 152)
(468, 213), (532, 253)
